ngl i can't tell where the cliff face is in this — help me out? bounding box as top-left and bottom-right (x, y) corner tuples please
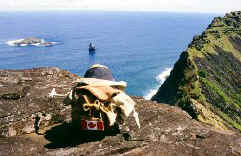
(152, 11), (241, 131)
(1, 67), (241, 156)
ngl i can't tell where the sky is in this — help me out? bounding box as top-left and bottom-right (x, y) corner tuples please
(1, 0), (240, 13)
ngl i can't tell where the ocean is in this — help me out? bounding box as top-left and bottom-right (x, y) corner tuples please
(0, 11), (219, 98)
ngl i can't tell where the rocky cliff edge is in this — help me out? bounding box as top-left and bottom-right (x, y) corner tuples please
(0, 67), (241, 156)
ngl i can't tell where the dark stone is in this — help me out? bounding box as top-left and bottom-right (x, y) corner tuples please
(1, 93), (21, 100)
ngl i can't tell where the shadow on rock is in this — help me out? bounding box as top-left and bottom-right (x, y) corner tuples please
(44, 122), (119, 149)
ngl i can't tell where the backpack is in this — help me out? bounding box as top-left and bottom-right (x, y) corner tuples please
(69, 84), (140, 129)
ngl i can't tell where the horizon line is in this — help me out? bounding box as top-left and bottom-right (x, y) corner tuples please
(0, 8), (228, 15)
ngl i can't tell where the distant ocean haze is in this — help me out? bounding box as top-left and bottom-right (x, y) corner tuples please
(0, 11), (219, 96)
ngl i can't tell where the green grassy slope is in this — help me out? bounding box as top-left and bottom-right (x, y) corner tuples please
(152, 11), (241, 131)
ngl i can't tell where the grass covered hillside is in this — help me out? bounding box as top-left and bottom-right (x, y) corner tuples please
(152, 11), (241, 131)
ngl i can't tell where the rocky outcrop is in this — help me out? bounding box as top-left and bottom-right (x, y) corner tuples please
(0, 67), (241, 156)
(152, 11), (241, 131)
(9, 37), (56, 47)
(0, 67), (80, 137)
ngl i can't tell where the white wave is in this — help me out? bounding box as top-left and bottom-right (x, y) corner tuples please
(156, 67), (172, 84)
(143, 88), (159, 100)
(47, 42), (58, 46)
(51, 42), (57, 45)
(6, 39), (24, 46)
(32, 43), (41, 46)
(144, 67), (172, 100)
(20, 44), (28, 47)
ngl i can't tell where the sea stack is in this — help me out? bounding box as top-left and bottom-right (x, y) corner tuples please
(89, 42), (96, 52)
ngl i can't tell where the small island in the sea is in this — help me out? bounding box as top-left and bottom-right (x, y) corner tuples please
(7, 37), (57, 47)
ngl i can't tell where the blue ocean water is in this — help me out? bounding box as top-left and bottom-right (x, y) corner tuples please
(0, 11), (219, 97)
